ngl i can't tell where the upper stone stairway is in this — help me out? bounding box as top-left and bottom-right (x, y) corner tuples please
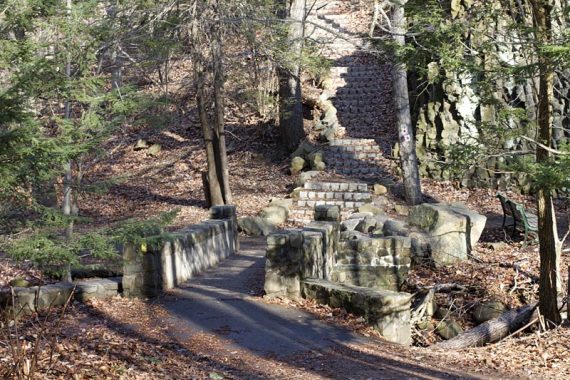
(290, 0), (396, 223)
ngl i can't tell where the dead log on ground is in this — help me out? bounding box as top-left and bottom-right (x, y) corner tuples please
(435, 303), (537, 350)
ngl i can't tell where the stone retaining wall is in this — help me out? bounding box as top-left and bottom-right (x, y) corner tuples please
(123, 205), (238, 297)
(0, 277), (122, 316)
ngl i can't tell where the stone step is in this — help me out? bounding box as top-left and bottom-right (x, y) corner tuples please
(332, 166), (384, 174)
(327, 160), (383, 169)
(298, 190), (371, 201)
(303, 181), (368, 192)
(326, 152), (383, 160)
(329, 138), (377, 146)
(294, 200), (367, 209)
(328, 145), (382, 154)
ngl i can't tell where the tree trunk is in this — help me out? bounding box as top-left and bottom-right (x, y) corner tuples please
(211, 8), (232, 204)
(390, 1), (423, 205)
(197, 84), (225, 206)
(530, 0), (562, 326)
(435, 304), (537, 349)
(62, 0), (73, 283)
(278, 0), (306, 151)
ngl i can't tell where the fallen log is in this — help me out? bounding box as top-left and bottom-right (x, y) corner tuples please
(435, 303), (537, 350)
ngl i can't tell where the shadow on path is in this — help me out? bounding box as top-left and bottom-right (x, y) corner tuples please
(149, 237), (501, 379)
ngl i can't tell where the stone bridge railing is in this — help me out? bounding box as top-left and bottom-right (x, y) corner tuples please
(123, 205), (238, 297)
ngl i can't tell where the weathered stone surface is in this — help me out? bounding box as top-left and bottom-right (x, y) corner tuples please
(447, 203), (487, 250)
(355, 216), (377, 233)
(340, 230), (369, 240)
(238, 216), (276, 236)
(382, 219), (409, 237)
(306, 221), (340, 280)
(123, 207), (238, 297)
(75, 277), (122, 301)
(261, 205), (288, 225)
(341, 218), (361, 232)
(314, 205), (341, 222)
(265, 232), (303, 299)
(349, 212), (373, 219)
(373, 184), (388, 195)
(407, 203), (486, 266)
(331, 265), (410, 291)
(358, 203), (383, 215)
(436, 319), (463, 340)
(296, 170), (320, 187)
(302, 278), (412, 345)
(37, 283), (75, 309)
(472, 301), (507, 324)
(291, 156), (306, 175)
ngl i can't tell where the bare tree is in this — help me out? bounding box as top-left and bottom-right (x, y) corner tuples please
(390, 0), (423, 205)
(277, 0), (306, 151)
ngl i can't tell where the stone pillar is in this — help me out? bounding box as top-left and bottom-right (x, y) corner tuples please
(301, 231), (324, 278)
(305, 220), (339, 280)
(122, 243), (164, 298)
(264, 231), (303, 298)
(211, 205), (239, 252)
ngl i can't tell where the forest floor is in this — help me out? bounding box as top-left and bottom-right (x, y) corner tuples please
(1, 115), (570, 378)
(1, 17), (570, 374)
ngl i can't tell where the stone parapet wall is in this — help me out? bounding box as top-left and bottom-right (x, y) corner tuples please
(302, 278), (412, 345)
(0, 277), (123, 317)
(123, 205), (238, 297)
(333, 236), (412, 291)
(264, 205), (413, 344)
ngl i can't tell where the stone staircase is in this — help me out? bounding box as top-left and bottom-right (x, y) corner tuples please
(289, 0), (396, 223)
(288, 179), (371, 223)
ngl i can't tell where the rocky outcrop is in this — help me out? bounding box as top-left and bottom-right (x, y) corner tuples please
(406, 1), (570, 190)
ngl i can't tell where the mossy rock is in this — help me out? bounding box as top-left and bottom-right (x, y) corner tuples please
(9, 278), (30, 287)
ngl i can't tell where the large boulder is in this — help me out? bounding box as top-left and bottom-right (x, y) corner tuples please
(308, 151), (326, 171)
(296, 170), (320, 187)
(472, 301), (507, 324)
(407, 203), (486, 266)
(290, 156), (306, 175)
(260, 205), (288, 225)
(238, 216), (276, 236)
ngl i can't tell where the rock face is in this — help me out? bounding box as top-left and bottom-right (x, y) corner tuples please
(407, 203), (487, 266)
(407, 1), (570, 190)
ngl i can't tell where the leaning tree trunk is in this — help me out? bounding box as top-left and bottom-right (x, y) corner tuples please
(531, 0), (562, 326)
(390, 1), (423, 205)
(436, 304), (537, 349)
(197, 84), (225, 206)
(278, 0), (306, 151)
